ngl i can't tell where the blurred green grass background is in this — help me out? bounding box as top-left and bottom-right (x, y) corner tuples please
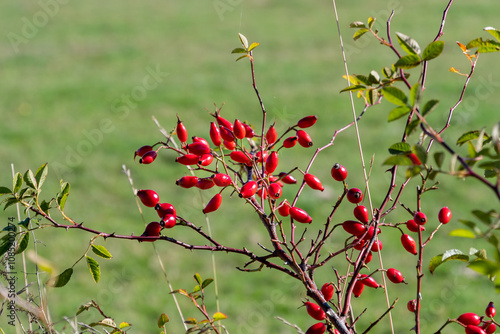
(1, 0), (499, 333)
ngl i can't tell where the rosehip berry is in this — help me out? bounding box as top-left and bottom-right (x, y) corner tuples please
(321, 283), (334, 302)
(257, 187), (268, 199)
(360, 274), (379, 288)
(486, 302), (496, 318)
(243, 123), (255, 138)
(196, 178), (215, 190)
(199, 153), (214, 166)
(458, 313), (481, 326)
(213, 112), (233, 131)
(297, 115), (318, 128)
(176, 116), (188, 143)
(266, 124), (278, 145)
(139, 150), (158, 164)
(220, 126), (236, 142)
(176, 176), (199, 188)
(347, 188), (363, 204)
(156, 203), (176, 218)
(483, 322), (496, 334)
(413, 211), (427, 225)
(353, 237), (366, 251)
(342, 220), (366, 237)
(438, 207), (452, 224)
(268, 183), (282, 200)
(137, 189), (160, 207)
(233, 119), (246, 139)
(297, 129), (313, 147)
(203, 193), (222, 214)
(353, 280), (364, 298)
(223, 140), (236, 150)
(192, 136), (210, 147)
(401, 234), (417, 255)
(364, 251), (373, 264)
(305, 322), (326, 334)
(279, 172), (297, 184)
(187, 142), (210, 156)
(465, 325), (487, 334)
(161, 214), (176, 228)
(265, 151), (279, 174)
(386, 268), (405, 284)
(283, 136), (298, 148)
(290, 206), (312, 224)
(176, 154), (201, 166)
(304, 173), (324, 191)
(230, 151), (252, 165)
(140, 222), (162, 241)
(406, 219), (425, 233)
(371, 240), (383, 252)
(331, 163), (347, 181)
(407, 300), (420, 313)
(134, 145), (153, 160)
(209, 122), (222, 147)
(239, 181), (258, 198)
(212, 173), (232, 187)
(255, 150), (269, 163)
(304, 301), (326, 321)
(406, 152), (422, 165)
(353, 205), (369, 223)
(362, 226), (381, 241)
(277, 200), (291, 217)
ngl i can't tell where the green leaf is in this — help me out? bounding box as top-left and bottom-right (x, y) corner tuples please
(382, 67), (393, 78)
(434, 152), (445, 168)
(366, 88), (378, 105)
(192, 285), (200, 293)
(382, 86), (408, 106)
(235, 55), (249, 62)
(185, 317), (197, 325)
(248, 42), (259, 52)
(35, 163), (48, 190)
(201, 278), (214, 289)
(429, 251), (469, 274)
(368, 70), (380, 84)
(0, 234), (15, 257)
(388, 142), (411, 155)
(422, 41), (445, 61)
(15, 233), (29, 254)
(46, 268), (73, 287)
(406, 119), (420, 135)
(466, 37), (500, 53)
(457, 130), (490, 146)
(350, 21), (367, 28)
(471, 210), (495, 225)
(158, 313), (169, 328)
(468, 260), (499, 276)
(449, 229), (476, 238)
(383, 155), (413, 166)
(353, 28), (369, 41)
(19, 217), (30, 228)
(388, 106), (411, 122)
(13, 173), (23, 193)
(231, 48), (247, 54)
(194, 273), (202, 286)
(406, 165), (423, 179)
(23, 170), (37, 190)
(40, 200), (51, 214)
(484, 27), (500, 42)
(410, 83), (421, 108)
(91, 245), (112, 259)
(57, 182), (70, 211)
(485, 169), (498, 178)
(119, 322), (131, 329)
(367, 17), (375, 29)
(86, 256), (100, 283)
(3, 197), (20, 211)
(442, 248), (465, 261)
(421, 99), (439, 115)
(213, 312), (227, 321)
(171, 289), (189, 297)
(396, 32), (421, 55)
(478, 160), (500, 169)
(0, 187), (11, 196)
(340, 84), (366, 93)
(394, 54), (422, 69)
(238, 33), (248, 49)
(470, 248), (488, 260)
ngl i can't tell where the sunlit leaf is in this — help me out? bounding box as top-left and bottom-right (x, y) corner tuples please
(484, 27), (500, 42)
(194, 273), (202, 285)
(388, 106), (411, 122)
(381, 86), (408, 106)
(213, 312), (227, 321)
(353, 28), (369, 41)
(388, 142), (411, 155)
(466, 37), (500, 53)
(86, 256), (100, 283)
(383, 155), (413, 166)
(23, 170), (37, 190)
(119, 322), (131, 329)
(456, 41), (468, 53)
(422, 41), (445, 61)
(367, 17), (375, 29)
(396, 32), (421, 55)
(13, 173), (23, 193)
(235, 55), (249, 62)
(349, 21), (367, 28)
(340, 84), (366, 93)
(449, 229), (476, 238)
(57, 182), (70, 211)
(185, 317), (197, 325)
(35, 163), (48, 190)
(15, 233), (29, 254)
(395, 54), (422, 69)
(92, 245), (112, 259)
(248, 42), (259, 51)
(231, 48), (247, 54)
(457, 130), (490, 146)
(46, 268), (73, 287)
(238, 33), (248, 49)
(429, 251), (469, 274)
(470, 248), (488, 260)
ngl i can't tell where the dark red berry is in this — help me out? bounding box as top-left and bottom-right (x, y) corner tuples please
(176, 154), (201, 166)
(364, 251), (373, 264)
(268, 183), (282, 200)
(279, 172), (297, 184)
(156, 203), (176, 218)
(277, 200), (291, 217)
(458, 313), (481, 326)
(137, 189), (160, 207)
(401, 234), (417, 255)
(407, 299), (419, 312)
(486, 302), (496, 318)
(305, 322), (326, 334)
(266, 124), (278, 145)
(176, 116), (188, 143)
(353, 205), (369, 223)
(212, 174), (232, 187)
(362, 226), (381, 241)
(359, 274), (379, 288)
(465, 325), (487, 334)
(353, 280), (364, 298)
(321, 283), (334, 301)
(209, 122), (222, 146)
(304, 301), (326, 321)
(140, 222), (162, 241)
(233, 119), (246, 139)
(342, 220), (366, 237)
(483, 322), (496, 334)
(257, 187), (268, 199)
(213, 112), (233, 131)
(139, 151), (157, 164)
(187, 142), (210, 156)
(414, 211), (427, 225)
(196, 178), (215, 190)
(297, 130), (313, 147)
(386, 268), (405, 284)
(243, 123), (254, 138)
(230, 151), (252, 165)
(371, 240), (383, 252)
(406, 152), (422, 165)
(134, 145), (153, 160)
(406, 219), (425, 233)
(239, 181), (258, 198)
(255, 150), (268, 163)
(223, 140), (236, 150)
(353, 237), (366, 251)
(161, 214), (176, 228)
(347, 188), (363, 204)
(331, 163), (347, 181)
(203, 193), (222, 214)
(438, 207), (452, 224)
(265, 151), (279, 174)
(297, 115), (318, 128)
(283, 136), (298, 148)
(176, 176), (199, 188)
(290, 206), (312, 224)
(220, 126), (236, 142)
(304, 173), (324, 191)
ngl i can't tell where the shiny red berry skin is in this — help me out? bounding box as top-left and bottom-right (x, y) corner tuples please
(407, 300), (420, 312)
(134, 145), (153, 160)
(305, 322), (326, 334)
(214, 114), (233, 131)
(353, 205), (369, 223)
(255, 150), (269, 163)
(353, 280), (364, 297)
(212, 174), (232, 187)
(266, 124), (278, 145)
(161, 214), (176, 228)
(406, 219), (425, 233)
(139, 150), (157, 164)
(187, 142), (210, 156)
(458, 313), (481, 326)
(347, 188), (363, 204)
(297, 130), (313, 147)
(360, 274), (379, 288)
(243, 123), (255, 138)
(223, 140), (236, 150)
(176, 154), (201, 166)
(239, 181), (258, 198)
(233, 119), (246, 139)
(156, 203), (176, 218)
(257, 187), (268, 199)
(268, 183), (282, 200)
(321, 283), (334, 301)
(486, 302), (496, 318)
(290, 206), (312, 224)
(342, 220), (366, 237)
(406, 152), (422, 165)
(277, 200), (291, 216)
(220, 126), (236, 142)
(331, 163), (347, 181)
(279, 172), (297, 184)
(192, 136), (210, 147)
(386, 268), (405, 284)
(401, 234), (417, 255)
(304, 173), (324, 191)
(203, 193), (222, 214)
(304, 302), (326, 321)
(199, 153), (214, 166)
(196, 178), (215, 190)
(371, 240), (383, 252)
(364, 251), (373, 264)
(483, 322), (496, 334)
(362, 226), (381, 241)
(141, 222), (162, 241)
(465, 325), (487, 334)
(209, 122), (222, 146)
(265, 151), (279, 174)
(297, 115), (318, 128)
(353, 237), (366, 251)
(438, 207), (452, 224)
(137, 189), (160, 207)
(283, 136), (298, 148)
(414, 211), (427, 225)
(176, 116), (188, 143)
(230, 151), (252, 165)
(176, 176), (199, 188)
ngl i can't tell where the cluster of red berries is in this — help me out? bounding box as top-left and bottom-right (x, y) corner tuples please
(136, 189), (177, 241)
(453, 303), (497, 334)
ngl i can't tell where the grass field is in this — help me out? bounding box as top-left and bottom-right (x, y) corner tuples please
(1, 0), (499, 333)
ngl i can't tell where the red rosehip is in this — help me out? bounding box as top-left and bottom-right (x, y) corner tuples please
(161, 214), (176, 229)
(407, 300), (420, 313)
(321, 283), (334, 301)
(362, 226), (381, 241)
(483, 322), (496, 334)
(406, 219), (425, 233)
(486, 302), (496, 318)
(220, 126), (236, 142)
(196, 178), (215, 190)
(465, 325), (487, 334)
(438, 207), (452, 224)
(414, 211), (427, 225)
(279, 172), (297, 184)
(371, 240), (383, 252)
(297, 130), (313, 147)
(290, 206), (312, 224)
(139, 150), (157, 164)
(331, 163), (348, 181)
(176, 176), (199, 188)
(304, 173), (324, 191)
(176, 116), (188, 143)
(213, 113), (233, 131)
(137, 189), (160, 207)
(406, 152), (422, 165)
(140, 222), (162, 241)
(255, 150), (269, 163)
(212, 173), (232, 187)
(265, 151), (279, 174)
(458, 313), (481, 326)
(134, 145), (153, 160)
(297, 115), (318, 128)
(203, 193), (222, 214)
(386, 268), (405, 284)
(353, 280), (364, 298)
(266, 124), (278, 145)
(187, 142), (210, 156)
(401, 234), (417, 255)
(230, 151), (252, 165)
(347, 188), (363, 204)
(360, 274), (379, 288)
(304, 301), (326, 321)
(257, 187), (268, 199)
(277, 200), (291, 217)
(209, 122), (222, 147)
(192, 136), (210, 147)
(223, 140), (236, 150)
(353, 205), (369, 223)
(239, 181), (258, 198)
(156, 203), (176, 218)
(243, 123), (255, 138)
(305, 322), (326, 334)
(283, 136), (298, 148)
(353, 237), (366, 251)
(268, 183), (282, 200)
(176, 154), (201, 166)
(364, 251), (373, 264)
(233, 119), (246, 139)
(342, 220), (366, 237)
(199, 153), (214, 166)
